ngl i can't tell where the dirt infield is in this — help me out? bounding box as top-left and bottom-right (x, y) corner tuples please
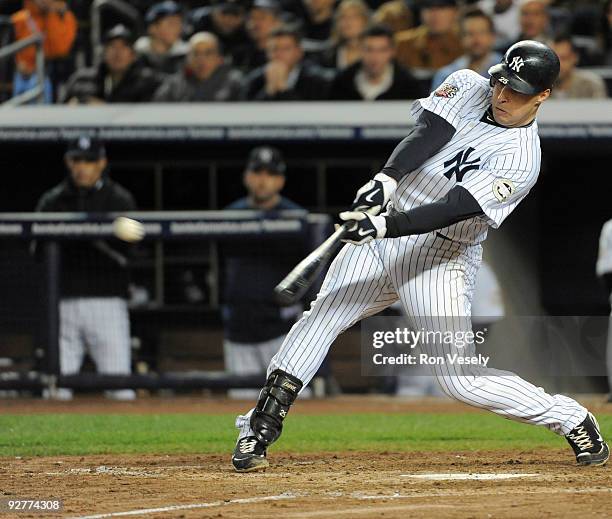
(1, 397), (611, 518)
(2, 450), (611, 519)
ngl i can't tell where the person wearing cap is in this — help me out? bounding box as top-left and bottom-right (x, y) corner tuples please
(431, 8), (502, 90)
(10, 0), (78, 102)
(242, 25), (333, 100)
(188, 0), (251, 70)
(135, 0), (189, 74)
(34, 136), (138, 401)
(242, 0), (284, 71)
(153, 32), (243, 101)
(395, 0), (463, 73)
(330, 25), (424, 100)
(221, 146), (308, 398)
(62, 24), (164, 104)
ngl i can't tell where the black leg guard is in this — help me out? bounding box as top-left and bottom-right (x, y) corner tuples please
(250, 369), (303, 446)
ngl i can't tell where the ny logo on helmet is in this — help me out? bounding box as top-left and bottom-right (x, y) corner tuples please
(509, 56), (525, 72)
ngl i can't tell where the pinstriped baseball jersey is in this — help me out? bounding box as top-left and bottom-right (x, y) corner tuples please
(234, 67), (590, 448)
(390, 69), (541, 244)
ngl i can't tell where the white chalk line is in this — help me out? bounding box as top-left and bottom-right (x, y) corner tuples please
(400, 472), (541, 481)
(69, 492), (301, 519)
(69, 487), (612, 519)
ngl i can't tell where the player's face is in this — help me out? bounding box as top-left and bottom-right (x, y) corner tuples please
(421, 7), (457, 36)
(267, 36), (303, 69)
(520, 1), (548, 39)
(490, 78), (550, 127)
(362, 36), (394, 77)
(104, 39), (135, 74)
(461, 17), (495, 59)
(551, 41), (577, 81)
(150, 15), (183, 46)
(244, 169), (285, 203)
(66, 157), (107, 188)
(189, 41), (223, 80)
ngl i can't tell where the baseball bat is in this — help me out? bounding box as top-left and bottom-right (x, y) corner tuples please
(274, 222), (350, 306)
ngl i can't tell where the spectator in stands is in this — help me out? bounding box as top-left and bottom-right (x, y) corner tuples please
(222, 146), (305, 399)
(372, 0), (414, 35)
(242, 26), (332, 100)
(549, 35), (608, 99)
(301, 0), (336, 48)
(243, 0), (284, 72)
(478, 0), (520, 49)
(431, 8), (501, 89)
(10, 0), (78, 102)
(35, 136), (137, 401)
(135, 1), (188, 74)
(189, 0), (251, 69)
(395, 0), (462, 73)
(330, 25), (423, 100)
(512, 0), (550, 46)
(62, 25), (163, 104)
(153, 32), (243, 101)
(314, 0), (371, 70)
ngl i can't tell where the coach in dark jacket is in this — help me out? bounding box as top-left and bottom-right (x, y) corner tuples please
(330, 25), (424, 101)
(242, 26), (332, 101)
(35, 137), (136, 298)
(62, 25), (163, 104)
(35, 136), (138, 400)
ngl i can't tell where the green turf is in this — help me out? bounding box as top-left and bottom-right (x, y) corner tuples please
(1, 413), (611, 457)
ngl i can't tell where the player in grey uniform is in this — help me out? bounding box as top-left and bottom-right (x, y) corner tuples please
(231, 41), (609, 471)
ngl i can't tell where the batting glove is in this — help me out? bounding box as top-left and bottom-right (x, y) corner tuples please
(350, 173), (397, 215)
(338, 211), (387, 245)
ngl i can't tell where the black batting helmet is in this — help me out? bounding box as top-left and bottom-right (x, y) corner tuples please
(488, 40), (560, 95)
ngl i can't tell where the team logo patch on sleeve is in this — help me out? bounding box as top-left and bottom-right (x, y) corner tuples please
(492, 178), (515, 202)
(434, 83), (459, 98)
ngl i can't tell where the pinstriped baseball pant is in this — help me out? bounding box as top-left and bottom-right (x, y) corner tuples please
(237, 233), (587, 439)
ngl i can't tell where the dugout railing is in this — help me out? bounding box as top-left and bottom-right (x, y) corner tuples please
(0, 211), (331, 394)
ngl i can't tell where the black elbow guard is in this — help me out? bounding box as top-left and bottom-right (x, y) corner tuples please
(250, 369), (303, 446)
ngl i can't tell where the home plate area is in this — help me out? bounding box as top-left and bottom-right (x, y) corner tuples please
(3, 450), (611, 519)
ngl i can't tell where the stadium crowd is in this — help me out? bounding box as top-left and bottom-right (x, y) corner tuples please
(1, 0), (611, 103)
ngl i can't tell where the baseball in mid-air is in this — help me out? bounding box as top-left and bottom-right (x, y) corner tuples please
(112, 216), (145, 242)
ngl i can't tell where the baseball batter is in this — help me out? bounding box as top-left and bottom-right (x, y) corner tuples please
(232, 41), (609, 471)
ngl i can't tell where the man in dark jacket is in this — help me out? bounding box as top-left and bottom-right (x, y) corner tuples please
(62, 25), (163, 104)
(222, 146), (306, 398)
(35, 136), (137, 400)
(242, 26), (332, 100)
(330, 25), (424, 101)
(153, 32), (243, 101)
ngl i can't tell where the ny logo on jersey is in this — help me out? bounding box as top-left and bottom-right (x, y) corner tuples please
(509, 56), (525, 72)
(443, 147), (480, 182)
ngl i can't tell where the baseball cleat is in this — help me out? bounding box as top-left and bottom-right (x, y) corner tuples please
(565, 412), (609, 466)
(232, 436), (269, 473)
